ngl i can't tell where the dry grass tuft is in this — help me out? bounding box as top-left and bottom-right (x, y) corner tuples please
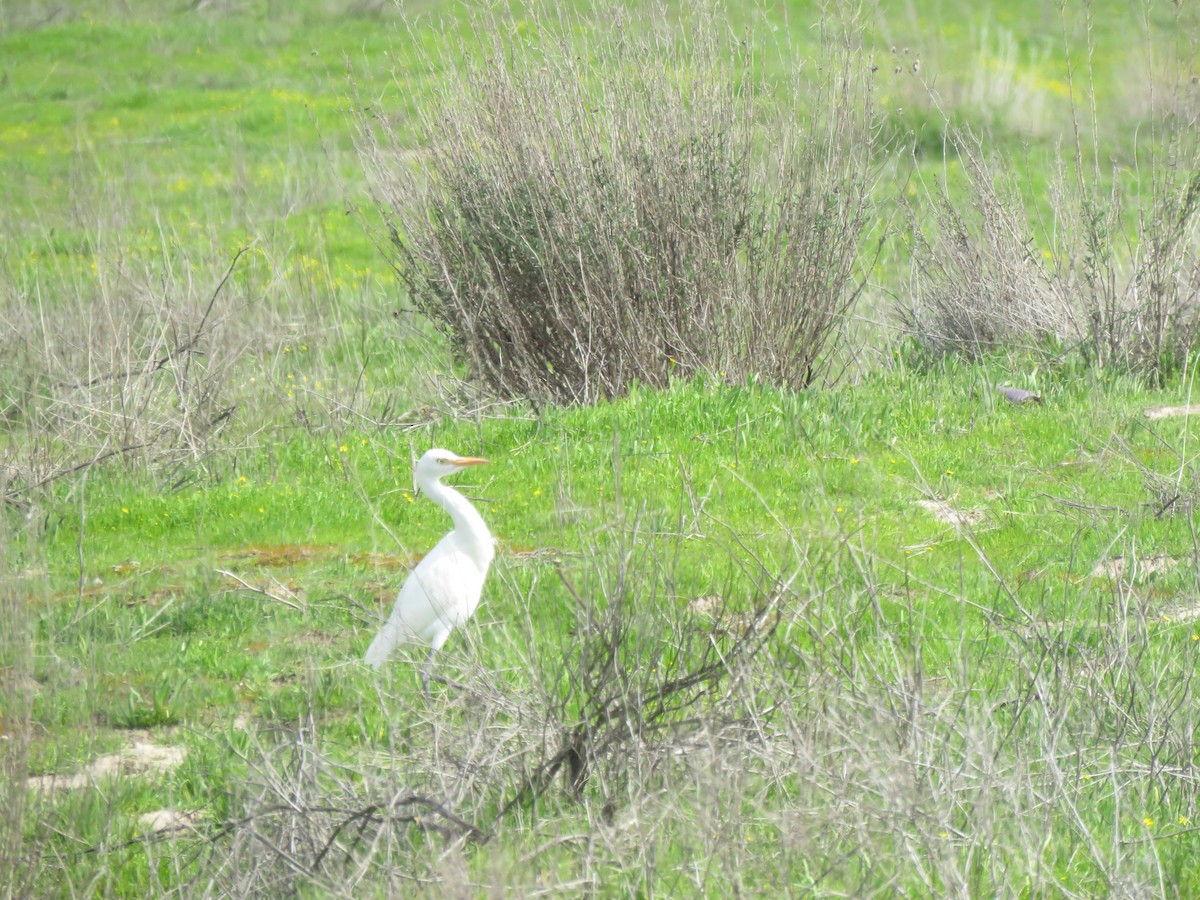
(0, 243), (258, 506)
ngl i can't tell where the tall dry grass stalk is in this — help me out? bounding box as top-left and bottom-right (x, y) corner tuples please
(359, 3), (880, 405)
(0, 509), (38, 899)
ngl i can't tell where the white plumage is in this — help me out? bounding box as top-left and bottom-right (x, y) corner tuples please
(364, 448), (494, 689)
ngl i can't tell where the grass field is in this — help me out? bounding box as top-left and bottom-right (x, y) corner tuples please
(3, 0), (1200, 896)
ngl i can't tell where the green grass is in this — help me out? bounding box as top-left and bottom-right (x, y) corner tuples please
(4, 0), (1200, 895)
(13, 365), (1200, 892)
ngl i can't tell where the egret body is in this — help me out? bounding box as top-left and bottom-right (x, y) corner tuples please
(364, 449), (493, 690)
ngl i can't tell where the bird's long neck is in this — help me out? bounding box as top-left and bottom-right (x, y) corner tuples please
(422, 477), (494, 567)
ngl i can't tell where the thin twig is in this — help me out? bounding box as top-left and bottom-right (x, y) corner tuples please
(216, 569), (304, 612)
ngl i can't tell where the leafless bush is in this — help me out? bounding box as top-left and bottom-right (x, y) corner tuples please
(1069, 147), (1200, 376)
(0, 246), (257, 506)
(500, 514), (782, 818)
(899, 19), (1200, 377)
(901, 135), (1080, 357)
(359, 4), (878, 405)
(1115, 426), (1200, 518)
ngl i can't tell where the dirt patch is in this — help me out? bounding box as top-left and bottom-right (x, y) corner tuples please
(1091, 555), (1178, 580)
(219, 544), (338, 568)
(218, 571), (302, 597)
(1, 671), (42, 696)
(297, 630), (338, 647)
(1144, 405), (1200, 420)
(220, 542), (556, 573)
(687, 594), (754, 632)
(1161, 602), (1200, 623)
(348, 551), (411, 570)
(505, 545), (571, 563)
(121, 585), (185, 608)
(218, 569), (305, 611)
(915, 499), (984, 528)
(26, 739), (186, 793)
(687, 594), (723, 617)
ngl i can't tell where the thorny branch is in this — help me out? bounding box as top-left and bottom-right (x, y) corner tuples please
(496, 565), (782, 822)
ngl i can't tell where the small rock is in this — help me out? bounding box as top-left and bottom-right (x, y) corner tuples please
(996, 385), (1042, 404)
(1144, 405), (1200, 420)
(138, 809), (202, 833)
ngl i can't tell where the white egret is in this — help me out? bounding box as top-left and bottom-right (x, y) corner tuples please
(364, 448), (494, 692)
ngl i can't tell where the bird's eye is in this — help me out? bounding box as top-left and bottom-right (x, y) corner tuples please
(437, 458), (449, 464)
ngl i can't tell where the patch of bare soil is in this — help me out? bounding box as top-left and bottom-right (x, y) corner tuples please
(26, 739), (186, 793)
(687, 594), (723, 617)
(219, 544), (338, 568)
(348, 550), (411, 570)
(505, 545), (571, 563)
(1160, 601), (1200, 623)
(686, 594), (754, 632)
(915, 499), (985, 528)
(1090, 555), (1178, 581)
(1144, 405), (1200, 420)
(138, 808), (204, 833)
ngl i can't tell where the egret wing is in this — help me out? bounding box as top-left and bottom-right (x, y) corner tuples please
(363, 533), (487, 667)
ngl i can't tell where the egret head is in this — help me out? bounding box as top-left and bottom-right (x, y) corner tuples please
(414, 448), (488, 490)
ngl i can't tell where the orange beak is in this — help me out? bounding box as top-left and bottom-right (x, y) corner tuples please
(453, 457), (488, 467)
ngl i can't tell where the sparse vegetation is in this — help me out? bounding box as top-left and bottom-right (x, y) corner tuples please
(899, 4), (1200, 378)
(3, 1), (1200, 897)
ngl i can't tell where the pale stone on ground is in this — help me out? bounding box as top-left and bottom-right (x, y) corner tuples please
(1144, 405), (1200, 420)
(26, 740), (185, 793)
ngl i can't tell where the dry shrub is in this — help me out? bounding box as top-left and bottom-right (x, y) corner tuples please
(900, 15), (1200, 377)
(0, 243), (259, 505)
(901, 135), (1080, 358)
(0, 519), (39, 900)
(360, 4), (878, 405)
(1116, 427), (1200, 518)
(500, 514), (781, 817)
